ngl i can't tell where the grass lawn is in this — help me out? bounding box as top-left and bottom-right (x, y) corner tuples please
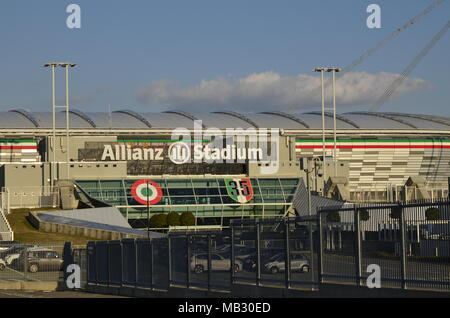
(5, 208), (100, 245)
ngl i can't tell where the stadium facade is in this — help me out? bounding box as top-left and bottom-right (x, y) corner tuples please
(1, 109), (450, 228)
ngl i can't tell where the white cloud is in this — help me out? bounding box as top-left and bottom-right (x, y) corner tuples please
(136, 71), (430, 112)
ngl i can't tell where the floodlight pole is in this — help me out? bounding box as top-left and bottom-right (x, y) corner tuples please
(51, 65), (56, 187)
(331, 68), (340, 176)
(44, 62), (76, 187)
(313, 67), (341, 195)
(314, 67), (326, 195)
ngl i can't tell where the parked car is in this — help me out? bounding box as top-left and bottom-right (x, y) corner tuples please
(0, 244), (36, 259)
(2, 245), (37, 265)
(263, 253), (310, 274)
(0, 258), (6, 271)
(243, 248), (284, 270)
(218, 246), (256, 261)
(16, 247), (63, 273)
(190, 253), (243, 274)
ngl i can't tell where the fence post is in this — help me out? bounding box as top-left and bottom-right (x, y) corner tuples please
(134, 239), (138, 288)
(256, 221), (261, 287)
(309, 219), (315, 290)
(168, 236), (172, 287)
(24, 246), (28, 281)
(317, 211), (323, 283)
(150, 239), (154, 290)
(107, 242), (111, 287)
(119, 241), (123, 287)
(95, 242), (99, 285)
(399, 204), (407, 289)
(207, 234), (212, 291)
(284, 220), (291, 290)
(230, 226), (235, 287)
(354, 207), (362, 287)
(186, 235), (191, 289)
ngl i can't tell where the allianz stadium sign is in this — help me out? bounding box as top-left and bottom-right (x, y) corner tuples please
(100, 122), (280, 174)
(100, 143), (264, 164)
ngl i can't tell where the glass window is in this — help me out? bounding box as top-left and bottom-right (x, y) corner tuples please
(168, 187), (194, 196)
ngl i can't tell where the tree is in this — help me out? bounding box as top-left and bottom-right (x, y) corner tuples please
(150, 213), (167, 228)
(167, 212), (181, 226)
(425, 207), (441, 221)
(326, 211), (341, 223)
(359, 209), (370, 221)
(180, 211), (195, 226)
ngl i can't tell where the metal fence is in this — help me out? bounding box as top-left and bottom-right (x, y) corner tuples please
(72, 247), (88, 289)
(318, 199), (450, 291)
(0, 242), (66, 282)
(85, 217), (318, 292)
(349, 185), (448, 203)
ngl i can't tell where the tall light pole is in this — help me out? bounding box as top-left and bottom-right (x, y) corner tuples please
(313, 67), (341, 194)
(330, 67), (341, 176)
(44, 62), (76, 186)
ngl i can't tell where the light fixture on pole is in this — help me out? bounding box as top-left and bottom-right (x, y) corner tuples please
(44, 62), (76, 186)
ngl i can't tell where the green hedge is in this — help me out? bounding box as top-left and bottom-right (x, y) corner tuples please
(149, 213), (168, 228)
(167, 212), (181, 226)
(390, 206), (402, 219)
(425, 207), (441, 221)
(326, 211), (341, 223)
(180, 212), (195, 226)
(359, 209), (370, 221)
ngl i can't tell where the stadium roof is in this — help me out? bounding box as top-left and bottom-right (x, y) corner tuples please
(1, 109), (450, 130)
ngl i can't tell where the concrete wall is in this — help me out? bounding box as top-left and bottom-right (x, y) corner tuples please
(46, 136), (117, 162)
(28, 212), (146, 240)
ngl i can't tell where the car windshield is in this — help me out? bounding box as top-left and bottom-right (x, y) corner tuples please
(268, 253), (284, 262)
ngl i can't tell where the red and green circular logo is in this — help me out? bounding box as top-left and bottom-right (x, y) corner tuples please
(131, 179), (163, 205)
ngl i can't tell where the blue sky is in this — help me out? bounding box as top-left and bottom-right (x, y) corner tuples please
(0, 0), (449, 116)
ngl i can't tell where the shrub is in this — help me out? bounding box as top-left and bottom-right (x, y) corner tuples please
(180, 211), (195, 226)
(425, 207), (441, 221)
(167, 212), (181, 226)
(390, 206), (402, 219)
(359, 209), (370, 221)
(150, 213), (168, 228)
(326, 211), (341, 223)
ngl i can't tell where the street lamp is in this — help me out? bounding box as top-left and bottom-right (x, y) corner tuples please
(44, 62), (76, 186)
(313, 67), (341, 194)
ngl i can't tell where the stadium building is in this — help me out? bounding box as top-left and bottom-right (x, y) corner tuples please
(1, 108), (450, 229)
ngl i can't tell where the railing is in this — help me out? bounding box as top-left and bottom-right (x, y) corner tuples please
(0, 208), (13, 241)
(82, 198), (450, 295)
(318, 199), (450, 292)
(349, 185), (448, 203)
(1, 186), (59, 213)
(85, 218), (319, 293)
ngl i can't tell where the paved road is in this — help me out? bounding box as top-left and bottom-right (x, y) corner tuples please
(0, 267), (61, 281)
(0, 290), (127, 298)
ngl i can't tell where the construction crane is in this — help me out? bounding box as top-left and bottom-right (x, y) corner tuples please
(340, 0), (447, 75)
(304, 0), (447, 105)
(370, 19), (450, 112)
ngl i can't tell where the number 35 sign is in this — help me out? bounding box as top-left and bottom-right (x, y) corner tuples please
(224, 178), (254, 203)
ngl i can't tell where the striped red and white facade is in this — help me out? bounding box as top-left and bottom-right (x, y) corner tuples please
(0, 140), (40, 163)
(296, 139), (450, 192)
